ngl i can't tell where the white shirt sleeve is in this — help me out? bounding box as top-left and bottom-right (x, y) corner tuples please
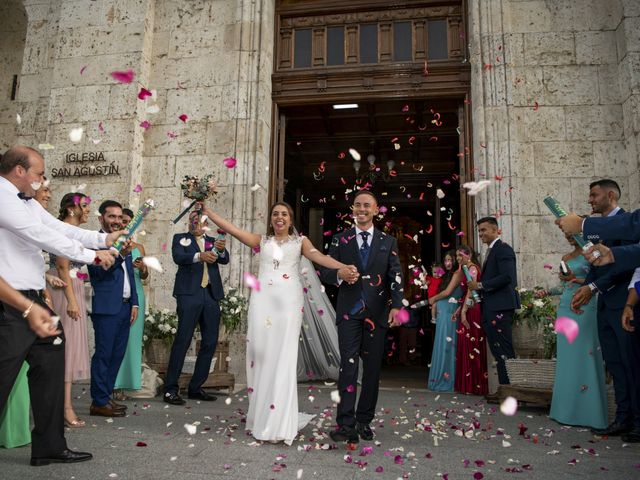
(629, 267), (640, 290)
(39, 203), (107, 249)
(0, 195), (97, 264)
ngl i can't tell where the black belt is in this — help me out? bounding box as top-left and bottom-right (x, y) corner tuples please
(18, 289), (44, 299)
(123, 298), (130, 303)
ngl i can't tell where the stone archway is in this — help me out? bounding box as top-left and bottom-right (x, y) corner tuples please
(0, 0), (27, 149)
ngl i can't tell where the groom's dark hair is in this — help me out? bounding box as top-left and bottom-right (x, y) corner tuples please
(476, 216), (498, 227)
(353, 189), (378, 204)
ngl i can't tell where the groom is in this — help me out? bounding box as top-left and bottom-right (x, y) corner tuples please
(320, 189), (404, 444)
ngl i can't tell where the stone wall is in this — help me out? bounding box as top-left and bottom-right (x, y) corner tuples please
(0, 1), (27, 150)
(8, 0), (274, 386)
(469, 0), (640, 288)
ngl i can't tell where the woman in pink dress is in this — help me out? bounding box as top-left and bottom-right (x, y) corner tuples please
(454, 245), (488, 395)
(48, 192), (92, 427)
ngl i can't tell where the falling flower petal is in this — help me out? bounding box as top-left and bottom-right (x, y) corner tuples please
(555, 316), (579, 344)
(436, 188), (445, 199)
(178, 114), (188, 122)
(142, 256), (163, 272)
(462, 180), (491, 196)
(250, 183), (262, 192)
(137, 88), (152, 100)
(146, 104), (160, 114)
(394, 308), (410, 325)
(243, 272), (260, 291)
(543, 263), (554, 270)
(38, 143), (56, 150)
(349, 148), (361, 161)
(140, 120), (151, 129)
(53, 337), (63, 345)
(223, 157), (237, 168)
(69, 127), (84, 143)
(16, 113), (21, 125)
(500, 396), (518, 416)
(133, 184), (142, 193)
(110, 69), (135, 84)
(330, 390), (341, 404)
(80, 65), (87, 75)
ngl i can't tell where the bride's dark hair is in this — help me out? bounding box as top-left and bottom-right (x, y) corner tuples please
(266, 201), (296, 236)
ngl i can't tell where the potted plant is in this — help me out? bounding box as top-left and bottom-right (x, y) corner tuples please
(508, 287), (558, 389)
(143, 308), (179, 369)
(513, 287), (558, 359)
(219, 288), (249, 335)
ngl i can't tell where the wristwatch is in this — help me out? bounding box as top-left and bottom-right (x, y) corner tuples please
(476, 282), (483, 290)
(588, 282), (598, 294)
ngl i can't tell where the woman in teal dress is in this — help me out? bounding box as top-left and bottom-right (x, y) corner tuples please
(549, 234), (607, 428)
(427, 250), (463, 391)
(114, 210), (148, 395)
(0, 362), (30, 448)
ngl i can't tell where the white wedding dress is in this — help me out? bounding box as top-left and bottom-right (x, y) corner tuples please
(245, 235), (314, 445)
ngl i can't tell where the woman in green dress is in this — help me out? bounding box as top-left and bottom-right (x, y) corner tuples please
(0, 362), (30, 448)
(114, 209), (148, 395)
(549, 233), (607, 429)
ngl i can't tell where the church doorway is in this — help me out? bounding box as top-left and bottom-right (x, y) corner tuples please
(275, 98), (472, 388)
(271, 0), (472, 388)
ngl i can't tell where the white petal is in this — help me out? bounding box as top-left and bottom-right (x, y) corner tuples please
(250, 183), (262, 192)
(348, 148), (361, 161)
(184, 423), (197, 435)
(500, 396), (518, 416)
(38, 143), (56, 150)
(146, 104), (160, 114)
(142, 256), (163, 272)
(69, 127), (84, 143)
(436, 188), (445, 199)
(330, 390), (341, 404)
(53, 337), (63, 345)
(16, 113), (21, 125)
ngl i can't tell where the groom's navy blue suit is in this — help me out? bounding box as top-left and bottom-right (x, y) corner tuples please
(320, 227), (404, 428)
(164, 232), (229, 396)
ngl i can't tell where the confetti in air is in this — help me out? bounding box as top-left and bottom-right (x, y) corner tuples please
(555, 316), (579, 344)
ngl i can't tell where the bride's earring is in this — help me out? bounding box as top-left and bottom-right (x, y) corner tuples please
(69, 210), (75, 217)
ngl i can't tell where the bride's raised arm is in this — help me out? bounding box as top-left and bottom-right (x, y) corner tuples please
(200, 203), (261, 249)
(301, 237), (347, 270)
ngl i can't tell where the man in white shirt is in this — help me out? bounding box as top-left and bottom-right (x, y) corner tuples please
(0, 145), (121, 466)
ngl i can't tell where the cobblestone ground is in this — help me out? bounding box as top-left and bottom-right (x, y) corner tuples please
(2, 384), (639, 479)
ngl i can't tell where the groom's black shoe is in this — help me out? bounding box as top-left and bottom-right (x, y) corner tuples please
(330, 425), (359, 444)
(356, 422), (374, 440)
(591, 421), (633, 436)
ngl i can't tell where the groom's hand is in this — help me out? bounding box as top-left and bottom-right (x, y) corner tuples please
(338, 265), (359, 284)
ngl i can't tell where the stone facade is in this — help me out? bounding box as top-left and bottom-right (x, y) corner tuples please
(469, 0), (640, 289)
(2, 0), (639, 384)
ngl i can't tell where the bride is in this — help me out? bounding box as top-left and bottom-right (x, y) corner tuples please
(199, 201), (357, 445)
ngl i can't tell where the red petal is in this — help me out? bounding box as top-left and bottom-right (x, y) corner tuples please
(110, 69), (135, 84)
(137, 88), (152, 100)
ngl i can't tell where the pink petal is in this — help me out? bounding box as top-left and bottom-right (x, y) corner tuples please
(137, 88), (152, 100)
(543, 263), (554, 270)
(243, 272), (260, 291)
(555, 316), (579, 344)
(394, 455), (404, 465)
(140, 120), (151, 129)
(346, 385), (355, 393)
(167, 131), (178, 139)
(474, 473), (484, 480)
(80, 65), (87, 75)
(133, 184), (143, 193)
(110, 69), (135, 84)
(375, 466), (384, 473)
(76, 272), (89, 280)
(395, 308), (410, 325)
(178, 114), (188, 122)
(223, 157), (237, 168)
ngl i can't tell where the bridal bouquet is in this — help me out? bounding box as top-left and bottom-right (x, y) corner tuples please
(172, 174), (218, 224)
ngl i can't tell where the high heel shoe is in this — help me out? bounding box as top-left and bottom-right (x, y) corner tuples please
(64, 408), (86, 428)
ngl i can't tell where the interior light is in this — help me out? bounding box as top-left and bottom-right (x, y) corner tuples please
(332, 103), (359, 110)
